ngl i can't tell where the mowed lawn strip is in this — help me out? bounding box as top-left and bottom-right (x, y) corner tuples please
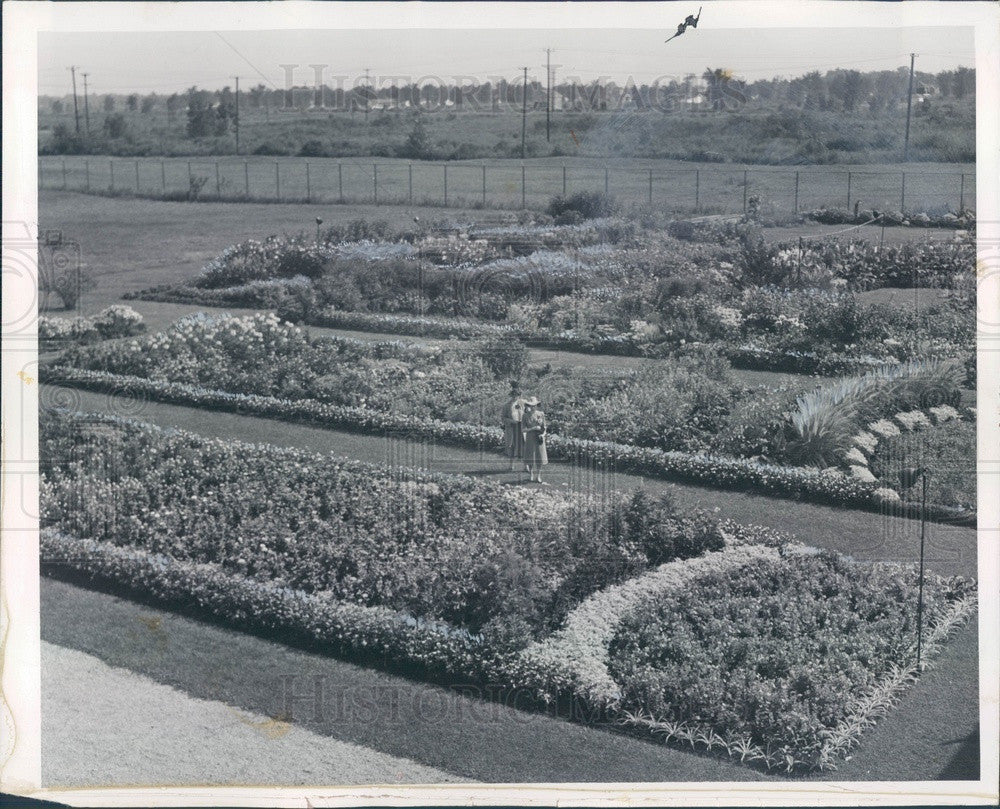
(805, 619), (980, 781)
(40, 577), (773, 783)
(42, 641), (470, 787)
(44, 384), (977, 579)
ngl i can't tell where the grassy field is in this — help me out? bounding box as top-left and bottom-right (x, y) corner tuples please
(39, 155), (975, 215)
(38, 102), (976, 166)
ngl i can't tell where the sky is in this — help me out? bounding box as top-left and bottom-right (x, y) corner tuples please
(38, 26), (975, 97)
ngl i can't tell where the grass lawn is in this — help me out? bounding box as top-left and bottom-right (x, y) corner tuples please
(44, 384), (978, 579)
(40, 576), (772, 783)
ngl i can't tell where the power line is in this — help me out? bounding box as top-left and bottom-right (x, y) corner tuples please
(520, 66), (528, 160)
(904, 53), (916, 162)
(81, 72), (91, 134)
(545, 48), (552, 142)
(213, 31), (279, 89)
(231, 76), (240, 154)
(68, 66), (80, 133)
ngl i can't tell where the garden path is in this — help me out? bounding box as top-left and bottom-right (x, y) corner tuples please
(46, 383), (978, 579)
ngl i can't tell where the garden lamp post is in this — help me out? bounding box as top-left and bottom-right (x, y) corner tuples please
(900, 466), (929, 670)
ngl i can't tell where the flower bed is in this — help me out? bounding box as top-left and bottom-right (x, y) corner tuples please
(40, 410), (727, 641)
(607, 548), (975, 771)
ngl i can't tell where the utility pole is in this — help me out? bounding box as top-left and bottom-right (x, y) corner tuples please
(545, 48), (551, 142)
(231, 76), (240, 154)
(364, 67), (371, 122)
(81, 72), (91, 134)
(903, 52), (916, 162)
(521, 66), (528, 160)
(69, 66), (81, 133)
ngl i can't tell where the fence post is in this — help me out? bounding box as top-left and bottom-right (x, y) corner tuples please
(244, 161), (249, 197)
(62, 158), (67, 190)
(85, 159), (90, 192)
(846, 171), (852, 211)
(339, 163), (344, 203)
(373, 163), (378, 205)
(793, 171), (799, 214)
(604, 167), (609, 196)
(215, 161), (221, 196)
(562, 164), (567, 196)
(743, 169), (748, 214)
(306, 162), (311, 202)
(648, 169), (653, 205)
(522, 163), (526, 209)
(443, 164), (448, 206)
(900, 171), (906, 214)
(161, 160), (166, 194)
(408, 163), (413, 205)
(482, 164), (486, 206)
(959, 173), (965, 213)
(136, 160), (141, 194)
(275, 161), (280, 199)
(109, 160), (115, 191)
(187, 161), (192, 191)
(695, 169), (699, 212)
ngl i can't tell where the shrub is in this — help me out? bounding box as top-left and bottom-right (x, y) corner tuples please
(623, 490), (725, 565)
(547, 191), (615, 220)
(471, 333), (528, 380)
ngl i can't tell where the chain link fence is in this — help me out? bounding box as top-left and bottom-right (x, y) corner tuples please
(39, 155), (975, 216)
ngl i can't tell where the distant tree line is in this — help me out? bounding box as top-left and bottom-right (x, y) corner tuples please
(41, 65), (975, 120)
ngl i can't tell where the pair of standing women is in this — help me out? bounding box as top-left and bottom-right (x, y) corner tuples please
(501, 384), (548, 483)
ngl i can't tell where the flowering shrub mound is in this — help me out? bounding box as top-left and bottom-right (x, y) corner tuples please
(40, 410), (726, 642)
(607, 549), (976, 770)
(40, 305), (145, 348)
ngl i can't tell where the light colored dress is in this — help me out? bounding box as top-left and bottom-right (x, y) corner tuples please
(522, 409), (548, 466)
(501, 397), (525, 460)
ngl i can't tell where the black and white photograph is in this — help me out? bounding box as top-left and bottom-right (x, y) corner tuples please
(2, 1), (998, 805)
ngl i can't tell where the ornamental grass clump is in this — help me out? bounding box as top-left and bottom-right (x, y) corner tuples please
(782, 359), (963, 468)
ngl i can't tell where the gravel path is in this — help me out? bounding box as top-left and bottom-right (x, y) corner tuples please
(41, 640), (470, 787)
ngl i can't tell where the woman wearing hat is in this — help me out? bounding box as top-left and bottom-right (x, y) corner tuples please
(500, 382), (525, 471)
(521, 397), (548, 483)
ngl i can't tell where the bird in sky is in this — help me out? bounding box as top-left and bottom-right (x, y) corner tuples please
(666, 7), (702, 43)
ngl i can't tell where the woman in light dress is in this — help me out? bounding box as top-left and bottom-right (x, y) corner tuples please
(521, 397), (549, 483)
